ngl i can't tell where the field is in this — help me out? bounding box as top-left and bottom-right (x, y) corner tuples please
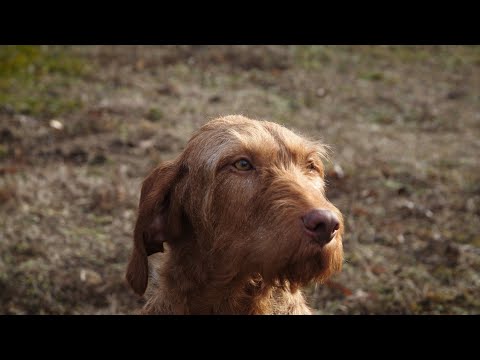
(1, 45), (479, 314)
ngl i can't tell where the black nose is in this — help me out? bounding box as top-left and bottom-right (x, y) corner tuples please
(302, 209), (340, 244)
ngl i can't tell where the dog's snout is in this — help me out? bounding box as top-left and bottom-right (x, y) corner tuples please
(302, 209), (340, 244)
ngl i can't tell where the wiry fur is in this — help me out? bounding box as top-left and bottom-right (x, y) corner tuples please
(126, 115), (344, 314)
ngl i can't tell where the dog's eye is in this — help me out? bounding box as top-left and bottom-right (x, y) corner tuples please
(233, 159), (253, 171)
(307, 162), (317, 172)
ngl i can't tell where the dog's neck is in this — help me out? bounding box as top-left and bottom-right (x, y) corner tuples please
(143, 239), (311, 314)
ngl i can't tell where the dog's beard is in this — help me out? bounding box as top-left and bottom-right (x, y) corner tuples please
(264, 237), (344, 289)
(201, 218), (343, 291)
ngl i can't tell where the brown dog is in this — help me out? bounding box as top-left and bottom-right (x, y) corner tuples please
(126, 115), (344, 314)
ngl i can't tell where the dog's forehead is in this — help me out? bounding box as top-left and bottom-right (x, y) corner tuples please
(187, 116), (325, 167)
(218, 119), (311, 150)
(226, 120), (319, 160)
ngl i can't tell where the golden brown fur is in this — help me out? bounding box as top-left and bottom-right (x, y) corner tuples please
(126, 115), (344, 314)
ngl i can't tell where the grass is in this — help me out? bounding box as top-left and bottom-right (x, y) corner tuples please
(146, 107), (164, 122)
(293, 45), (480, 72)
(0, 45), (91, 117)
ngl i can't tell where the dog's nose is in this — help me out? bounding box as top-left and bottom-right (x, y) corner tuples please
(302, 209), (340, 244)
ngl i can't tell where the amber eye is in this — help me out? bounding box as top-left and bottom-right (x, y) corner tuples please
(233, 159), (253, 171)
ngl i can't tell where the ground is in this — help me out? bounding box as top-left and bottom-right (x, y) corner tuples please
(0, 45), (479, 314)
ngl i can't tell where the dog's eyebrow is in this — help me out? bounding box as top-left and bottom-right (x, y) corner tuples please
(309, 141), (331, 162)
(305, 149), (325, 161)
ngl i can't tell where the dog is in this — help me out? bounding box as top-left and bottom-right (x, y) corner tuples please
(126, 115), (344, 314)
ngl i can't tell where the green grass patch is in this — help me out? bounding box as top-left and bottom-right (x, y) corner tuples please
(0, 144), (8, 159)
(0, 45), (92, 117)
(369, 111), (395, 125)
(293, 46), (333, 69)
(359, 71), (384, 81)
(146, 107), (164, 122)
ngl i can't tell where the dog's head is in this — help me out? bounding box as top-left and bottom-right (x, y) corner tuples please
(126, 115), (344, 295)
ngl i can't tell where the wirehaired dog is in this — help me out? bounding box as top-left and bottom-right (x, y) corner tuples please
(126, 115), (344, 314)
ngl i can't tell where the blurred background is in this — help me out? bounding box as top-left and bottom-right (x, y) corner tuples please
(0, 45), (479, 314)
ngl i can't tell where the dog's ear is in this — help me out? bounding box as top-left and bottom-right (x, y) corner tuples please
(126, 160), (183, 296)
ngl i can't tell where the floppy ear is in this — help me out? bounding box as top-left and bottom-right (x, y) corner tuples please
(126, 159), (182, 296)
